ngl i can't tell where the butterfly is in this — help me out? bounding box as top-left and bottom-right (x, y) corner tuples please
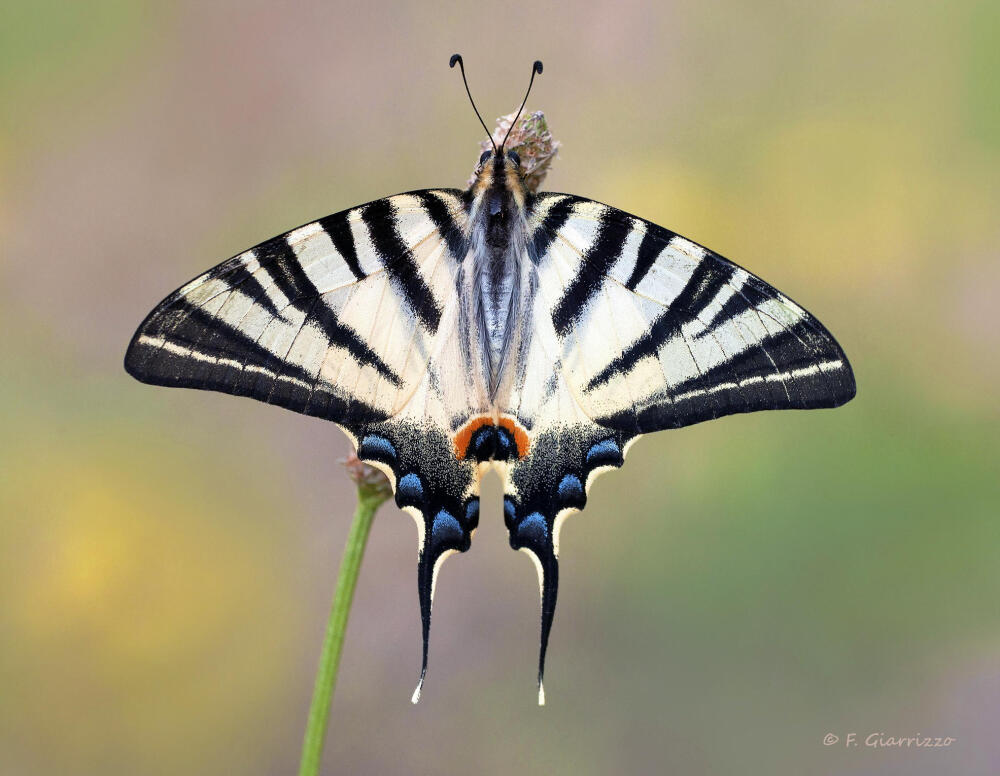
(124, 54), (856, 704)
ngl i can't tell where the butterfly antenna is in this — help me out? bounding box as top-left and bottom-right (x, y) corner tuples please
(450, 54), (496, 153)
(501, 60), (544, 151)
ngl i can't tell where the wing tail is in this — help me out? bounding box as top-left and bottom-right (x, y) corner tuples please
(357, 425), (482, 703)
(508, 515), (559, 706)
(536, 547), (559, 706)
(409, 503), (478, 703)
(413, 550), (433, 704)
(503, 427), (628, 703)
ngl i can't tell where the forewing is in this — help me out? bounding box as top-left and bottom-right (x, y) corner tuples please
(125, 189), (468, 425)
(526, 193), (856, 432)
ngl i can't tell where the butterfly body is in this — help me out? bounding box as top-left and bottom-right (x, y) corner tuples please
(125, 61), (855, 704)
(464, 150), (532, 398)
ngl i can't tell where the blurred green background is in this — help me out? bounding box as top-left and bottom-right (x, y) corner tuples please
(2, 1), (998, 774)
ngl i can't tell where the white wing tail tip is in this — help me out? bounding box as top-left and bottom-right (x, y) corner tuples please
(537, 682), (546, 706)
(411, 678), (424, 704)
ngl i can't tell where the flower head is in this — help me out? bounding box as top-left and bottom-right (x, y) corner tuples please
(468, 109), (560, 192)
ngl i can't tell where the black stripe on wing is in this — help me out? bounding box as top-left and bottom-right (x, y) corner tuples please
(528, 194), (586, 263)
(702, 271), (771, 331)
(415, 190), (469, 261)
(254, 236), (403, 387)
(585, 256), (736, 391)
(203, 258), (284, 318)
(124, 299), (389, 425)
(592, 312), (855, 434)
(551, 209), (634, 336)
(624, 227), (672, 290)
(362, 198), (442, 333)
(318, 210), (365, 281)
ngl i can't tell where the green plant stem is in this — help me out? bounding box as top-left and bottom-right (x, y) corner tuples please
(298, 486), (386, 776)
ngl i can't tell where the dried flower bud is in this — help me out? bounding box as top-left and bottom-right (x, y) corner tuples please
(467, 109), (560, 193)
(341, 451), (393, 502)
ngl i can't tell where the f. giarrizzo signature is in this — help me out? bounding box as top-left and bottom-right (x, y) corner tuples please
(824, 732), (956, 749)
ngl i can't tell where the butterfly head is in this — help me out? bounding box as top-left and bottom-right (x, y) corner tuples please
(476, 148), (522, 171)
(469, 147), (529, 213)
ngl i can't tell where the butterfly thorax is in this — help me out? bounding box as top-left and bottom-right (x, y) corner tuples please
(462, 151), (533, 402)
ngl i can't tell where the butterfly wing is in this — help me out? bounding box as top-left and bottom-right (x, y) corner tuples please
(125, 189), (481, 698)
(125, 189), (473, 422)
(502, 193), (856, 701)
(532, 194), (856, 429)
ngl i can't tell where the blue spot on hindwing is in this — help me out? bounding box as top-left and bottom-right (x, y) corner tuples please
(585, 438), (623, 468)
(516, 512), (549, 542)
(470, 426), (495, 461)
(494, 427), (513, 460)
(503, 497), (517, 527)
(557, 474), (585, 507)
(396, 473), (424, 505)
(431, 510), (463, 544)
(464, 498), (480, 525)
(358, 434), (396, 463)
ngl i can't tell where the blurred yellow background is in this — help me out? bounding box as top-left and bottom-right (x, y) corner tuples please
(2, 1), (998, 774)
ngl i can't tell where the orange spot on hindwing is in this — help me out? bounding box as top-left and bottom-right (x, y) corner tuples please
(453, 415), (530, 461)
(497, 417), (530, 459)
(452, 416), (494, 460)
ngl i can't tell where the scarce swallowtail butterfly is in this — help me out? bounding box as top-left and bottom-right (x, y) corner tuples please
(125, 55), (856, 705)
